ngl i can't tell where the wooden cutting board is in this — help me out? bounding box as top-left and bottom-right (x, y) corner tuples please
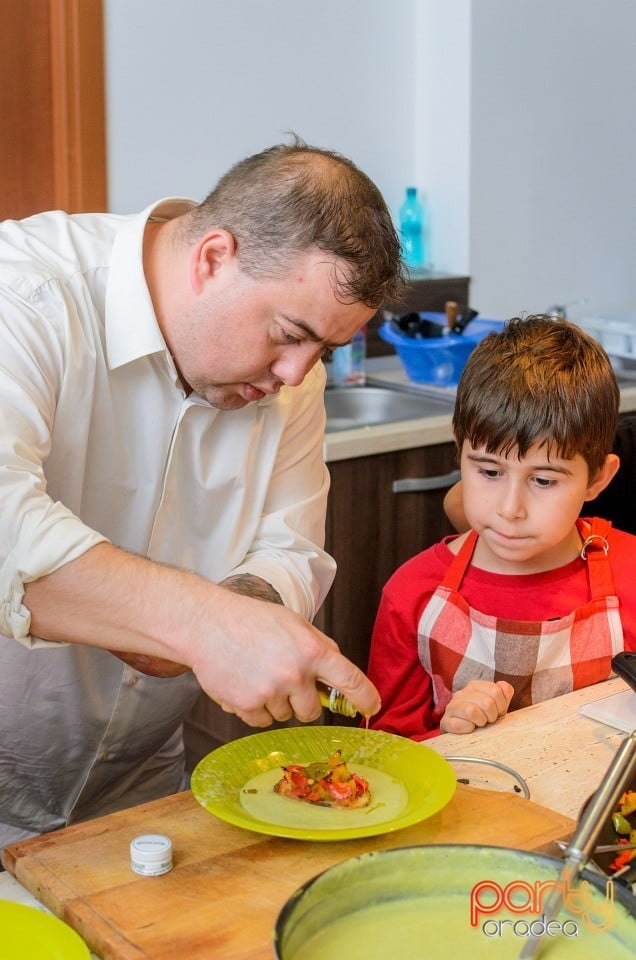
(2, 785), (574, 960)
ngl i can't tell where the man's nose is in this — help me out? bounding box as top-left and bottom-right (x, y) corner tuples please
(271, 346), (321, 387)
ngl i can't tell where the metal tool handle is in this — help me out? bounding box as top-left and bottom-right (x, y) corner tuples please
(519, 729), (636, 960)
(565, 728), (636, 865)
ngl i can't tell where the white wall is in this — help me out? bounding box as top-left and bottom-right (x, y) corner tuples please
(416, 0), (472, 275)
(104, 0), (636, 319)
(466, 0), (636, 318)
(103, 0), (417, 220)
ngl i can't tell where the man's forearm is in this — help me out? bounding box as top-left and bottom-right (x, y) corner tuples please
(111, 575), (283, 678)
(23, 539), (381, 724)
(24, 546), (285, 677)
(24, 541), (218, 665)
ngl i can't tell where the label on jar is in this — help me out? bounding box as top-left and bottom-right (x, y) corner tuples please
(129, 834), (173, 876)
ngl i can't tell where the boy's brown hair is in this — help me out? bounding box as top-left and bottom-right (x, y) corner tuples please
(453, 315), (619, 475)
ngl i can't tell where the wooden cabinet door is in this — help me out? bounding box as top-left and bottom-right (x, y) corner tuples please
(0, 0), (106, 219)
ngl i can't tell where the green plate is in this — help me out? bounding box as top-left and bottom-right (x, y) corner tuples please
(191, 726), (456, 841)
(0, 900), (90, 959)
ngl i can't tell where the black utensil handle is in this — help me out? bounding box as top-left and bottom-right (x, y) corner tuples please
(452, 307), (480, 335)
(393, 312), (422, 337)
(612, 652), (636, 694)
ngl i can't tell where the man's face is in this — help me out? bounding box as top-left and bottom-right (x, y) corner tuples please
(168, 249), (374, 410)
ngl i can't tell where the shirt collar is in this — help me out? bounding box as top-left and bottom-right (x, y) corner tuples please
(105, 197), (196, 371)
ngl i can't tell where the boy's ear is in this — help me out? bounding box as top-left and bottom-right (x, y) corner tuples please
(584, 453), (620, 501)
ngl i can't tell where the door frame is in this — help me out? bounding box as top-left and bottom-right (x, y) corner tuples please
(50, 0), (107, 211)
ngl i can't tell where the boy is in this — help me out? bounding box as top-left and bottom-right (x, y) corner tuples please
(367, 315), (636, 740)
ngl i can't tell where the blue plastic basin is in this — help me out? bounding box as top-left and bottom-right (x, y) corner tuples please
(379, 315), (505, 386)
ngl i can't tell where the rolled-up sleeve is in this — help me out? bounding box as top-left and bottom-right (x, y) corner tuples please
(227, 363), (336, 620)
(0, 289), (107, 646)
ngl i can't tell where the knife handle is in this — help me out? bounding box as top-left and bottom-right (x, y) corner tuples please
(444, 300), (458, 330)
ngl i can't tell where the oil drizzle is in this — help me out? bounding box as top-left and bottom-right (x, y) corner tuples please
(361, 714), (370, 762)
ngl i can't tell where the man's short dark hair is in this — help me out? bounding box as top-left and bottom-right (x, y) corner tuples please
(184, 137), (405, 310)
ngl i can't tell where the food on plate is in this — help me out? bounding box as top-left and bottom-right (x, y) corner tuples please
(274, 750), (370, 808)
(609, 788), (636, 874)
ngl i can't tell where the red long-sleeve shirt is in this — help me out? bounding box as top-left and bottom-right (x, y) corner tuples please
(367, 523), (636, 741)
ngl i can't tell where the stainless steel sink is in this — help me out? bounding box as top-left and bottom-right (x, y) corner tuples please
(324, 386), (454, 432)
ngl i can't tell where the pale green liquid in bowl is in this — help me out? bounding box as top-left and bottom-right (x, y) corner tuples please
(290, 896), (634, 960)
(276, 846), (636, 960)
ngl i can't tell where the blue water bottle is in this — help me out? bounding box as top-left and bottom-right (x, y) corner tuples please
(399, 186), (425, 269)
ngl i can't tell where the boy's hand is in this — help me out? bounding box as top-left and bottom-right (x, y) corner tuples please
(440, 680), (514, 734)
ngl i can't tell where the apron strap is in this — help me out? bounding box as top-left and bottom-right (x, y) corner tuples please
(440, 529), (478, 591)
(440, 518), (615, 598)
(577, 516), (616, 599)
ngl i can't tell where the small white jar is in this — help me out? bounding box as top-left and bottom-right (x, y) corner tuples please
(129, 834), (173, 876)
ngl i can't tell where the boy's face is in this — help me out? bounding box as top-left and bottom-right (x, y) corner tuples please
(460, 440), (616, 575)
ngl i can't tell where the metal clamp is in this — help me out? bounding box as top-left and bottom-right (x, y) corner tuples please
(580, 534), (610, 559)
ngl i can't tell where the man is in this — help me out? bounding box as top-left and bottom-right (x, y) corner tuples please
(0, 140), (403, 848)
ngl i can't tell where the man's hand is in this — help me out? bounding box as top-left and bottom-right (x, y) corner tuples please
(196, 573), (381, 726)
(186, 586), (381, 727)
(107, 573), (282, 677)
(440, 679), (514, 734)
(25, 543), (381, 726)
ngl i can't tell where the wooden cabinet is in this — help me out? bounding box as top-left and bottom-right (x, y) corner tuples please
(314, 442), (457, 674)
(0, 0), (106, 219)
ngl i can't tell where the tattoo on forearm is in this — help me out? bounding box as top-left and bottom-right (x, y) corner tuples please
(220, 574), (284, 605)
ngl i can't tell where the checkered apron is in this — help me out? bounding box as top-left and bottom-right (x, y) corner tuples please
(417, 518), (623, 724)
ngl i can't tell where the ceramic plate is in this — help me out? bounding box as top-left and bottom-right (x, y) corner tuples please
(0, 900), (90, 959)
(190, 725), (456, 841)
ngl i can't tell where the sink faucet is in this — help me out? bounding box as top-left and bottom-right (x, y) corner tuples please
(546, 299), (588, 321)
(547, 304), (568, 319)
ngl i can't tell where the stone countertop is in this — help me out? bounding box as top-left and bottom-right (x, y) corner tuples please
(428, 677), (631, 821)
(323, 368), (636, 463)
(324, 407), (454, 463)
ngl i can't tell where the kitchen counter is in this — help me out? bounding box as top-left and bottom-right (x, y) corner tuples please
(324, 373), (636, 463)
(1, 678), (631, 958)
(428, 676), (631, 820)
